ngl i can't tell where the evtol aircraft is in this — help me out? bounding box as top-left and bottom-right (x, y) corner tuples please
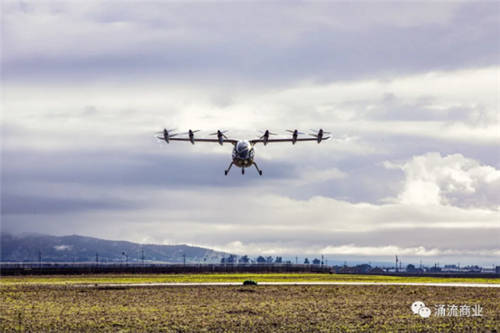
(156, 129), (330, 175)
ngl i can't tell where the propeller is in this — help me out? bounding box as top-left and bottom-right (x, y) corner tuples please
(286, 129), (305, 135)
(155, 128), (178, 143)
(308, 129), (331, 143)
(210, 130), (229, 145)
(259, 130), (277, 140)
(259, 129), (277, 136)
(176, 129), (200, 136)
(259, 130), (276, 145)
(210, 130), (229, 138)
(155, 128), (176, 135)
(309, 129), (331, 135)
(286, 129), (304, 144)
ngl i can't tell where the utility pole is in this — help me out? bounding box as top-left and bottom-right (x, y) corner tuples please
(321, 255), (324, 267)
(38, 250), (42, 269)
(141, 247), (145, 266)
(395, 255), (399, 273)
(183, 253), (186, 266)
(295, 256), (298, 265)
(96, 252), (99, 266)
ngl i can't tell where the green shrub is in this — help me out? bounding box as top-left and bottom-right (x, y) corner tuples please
(243, 280), (257, 286)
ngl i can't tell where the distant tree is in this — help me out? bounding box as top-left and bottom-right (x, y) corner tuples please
(304, 258), (310, 264)
(275, 256), (282, 263)
(220, 257), (226, 264)
(406, 264), (416, 272)
(238, 255), (250, 264)
(256, 256), (266, 263)
(428, 265), (442, 272)
(227, 254), (237, 264)
(355, 264), (372, 273)
(266, 256), (273, 264)
(312, 258), (321, 265)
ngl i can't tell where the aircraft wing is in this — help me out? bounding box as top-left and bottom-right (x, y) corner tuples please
(250, 137), (330, 144)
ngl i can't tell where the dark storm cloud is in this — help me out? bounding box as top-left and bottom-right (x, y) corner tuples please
(1, 194), (134, 215)
(1, 147), (296, 190)
(3, 2), (499, 84)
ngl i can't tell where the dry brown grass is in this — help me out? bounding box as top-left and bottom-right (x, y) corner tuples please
(1, 284), (498, 332)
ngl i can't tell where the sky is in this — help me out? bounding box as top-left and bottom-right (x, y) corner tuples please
(1, 1), (499, 265)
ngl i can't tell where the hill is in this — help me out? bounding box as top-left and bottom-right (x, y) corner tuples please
(0, 233), (230, 263)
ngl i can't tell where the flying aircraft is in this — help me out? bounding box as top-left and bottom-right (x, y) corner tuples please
(156, 128), (330, 175)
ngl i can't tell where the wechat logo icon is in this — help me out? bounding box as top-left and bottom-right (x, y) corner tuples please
(411, 301), (431, 318)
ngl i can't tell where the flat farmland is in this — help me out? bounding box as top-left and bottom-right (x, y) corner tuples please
(1, 283), (499, 332)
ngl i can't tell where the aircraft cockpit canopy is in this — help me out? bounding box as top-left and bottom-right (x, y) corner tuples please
(235, 141), (251, 159)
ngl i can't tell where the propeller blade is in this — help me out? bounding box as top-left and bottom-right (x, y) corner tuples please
(210, 130), (229, 136)
(157, 128), (176, 133)
(287, 129), (305, 135)
(178, 130), (199, 136)
(156, 128), (178, 137)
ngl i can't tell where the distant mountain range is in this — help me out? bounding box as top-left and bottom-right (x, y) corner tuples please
(0, 233), (231, 263)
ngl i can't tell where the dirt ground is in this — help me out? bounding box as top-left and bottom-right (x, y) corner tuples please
(1, 284), (498, 332)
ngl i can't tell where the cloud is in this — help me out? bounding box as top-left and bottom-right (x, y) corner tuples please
(3, 66), (498, 157)
(3, 2), (498, 84)
(1, 194), (136, 215)
(291, 167), (347, 186)
(1, 1), (499, 265)
(54, 245), (72, 251)
(213, 241), (500, 264)
(386, 153), (500, 208)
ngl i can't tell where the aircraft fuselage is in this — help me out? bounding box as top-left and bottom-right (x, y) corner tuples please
(232, 140), (255, 168)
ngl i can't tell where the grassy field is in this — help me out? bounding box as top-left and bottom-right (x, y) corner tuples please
(1, 273), (499, 285)
(0, 283), (498, 332)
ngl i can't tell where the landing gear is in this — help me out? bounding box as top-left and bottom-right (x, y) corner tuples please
(253, 162), (263, 176)
(224, 162), (234, 176)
